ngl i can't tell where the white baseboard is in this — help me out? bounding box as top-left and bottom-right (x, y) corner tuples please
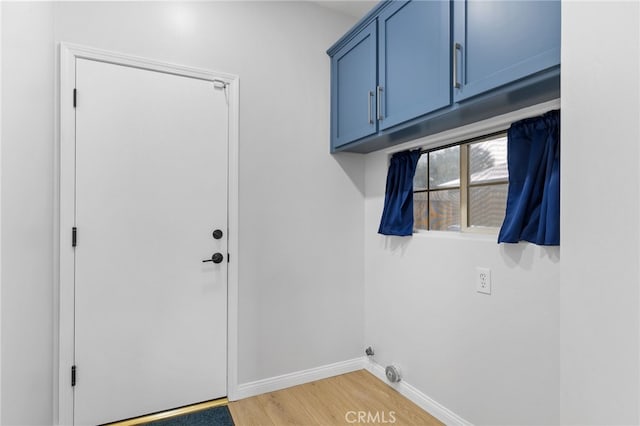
(364, 359), (472, 426)
(231, 356), (471, 426)
(231, 357), (364, 401)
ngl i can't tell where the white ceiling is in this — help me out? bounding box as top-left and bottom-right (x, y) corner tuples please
(311, 1), (377, 20)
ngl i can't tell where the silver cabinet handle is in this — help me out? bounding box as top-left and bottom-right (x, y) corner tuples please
(368, 91), (374, 124)
(453, 42), (461, 89)
(377, 86), (383, 121)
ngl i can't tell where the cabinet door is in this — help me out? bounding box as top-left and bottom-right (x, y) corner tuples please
(331, 21), (377, 150)
(453, 0), (560, 102)
(378, 0), (451, 130)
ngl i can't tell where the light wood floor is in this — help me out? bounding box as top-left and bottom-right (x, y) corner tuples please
(228, 369), (443, 425)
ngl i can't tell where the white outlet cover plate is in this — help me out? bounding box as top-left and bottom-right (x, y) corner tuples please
(476, 267), (491, 295)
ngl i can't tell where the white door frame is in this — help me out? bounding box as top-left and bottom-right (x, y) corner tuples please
(56, 43), (240, 425)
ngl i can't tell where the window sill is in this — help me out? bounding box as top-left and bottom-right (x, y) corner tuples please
(411, 229), (498, 243)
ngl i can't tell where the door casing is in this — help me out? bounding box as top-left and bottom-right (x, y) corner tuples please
(56, 43), (240, 425)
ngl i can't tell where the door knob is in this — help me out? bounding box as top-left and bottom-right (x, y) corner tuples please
(202, 253), (224, 264)
(212, 229), (224, 239)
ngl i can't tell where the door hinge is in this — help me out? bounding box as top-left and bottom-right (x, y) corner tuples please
(72, 227), (77, 247)
(73, 89), (77, 108)
(227, 253), (230, 263)
(71, 365), (77, 387)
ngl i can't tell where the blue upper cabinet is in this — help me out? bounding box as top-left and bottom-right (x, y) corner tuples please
(378, 1), (450, 130)
(331, 21), (378, 149)
(327, 0), (560, 153)
(453, 0), (561, 102)
(330, 0), (451, 151)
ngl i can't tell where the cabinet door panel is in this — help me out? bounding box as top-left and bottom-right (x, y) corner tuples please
(453, 0), (560, 102)
(331, 21), (377, 149)
(379, 0), (451, 130)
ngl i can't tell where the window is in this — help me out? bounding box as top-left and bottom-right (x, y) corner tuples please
(413, 132), (508, 233)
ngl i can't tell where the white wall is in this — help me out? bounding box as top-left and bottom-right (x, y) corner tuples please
(1, 3), (55, 425)
(364, 128), (561, 424)
(560, 2), (640, 423)
(1, 2), (364, 425)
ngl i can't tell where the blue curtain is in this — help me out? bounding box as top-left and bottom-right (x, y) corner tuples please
(498, 110), (560, 245)
(378, 150), (421, 236)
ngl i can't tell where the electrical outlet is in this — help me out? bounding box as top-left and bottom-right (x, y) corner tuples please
(476, 267), (491, 295)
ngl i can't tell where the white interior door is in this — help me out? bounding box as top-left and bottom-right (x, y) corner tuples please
(73, 58), (228, 425)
